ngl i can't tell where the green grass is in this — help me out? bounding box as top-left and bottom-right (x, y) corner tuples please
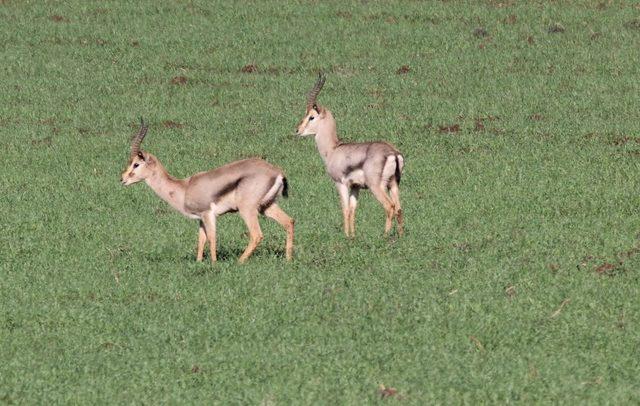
(2, 0), (640, 403)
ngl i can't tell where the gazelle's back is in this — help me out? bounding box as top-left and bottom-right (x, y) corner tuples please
(184, 158), (284, 214)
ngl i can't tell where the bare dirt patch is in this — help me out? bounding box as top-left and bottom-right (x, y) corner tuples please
(529, 113), (544, 121)
(504, 14), (517, 25)
(31, 136), (52, 147)
(335, 11), (352, 19)
(241, 64), (258, 73)
(171, 76), (188, 85)
(610, 135), (640, 146)
(396, 65), (410, 74)
(101, 342), (115, 350)
(548, 23), (565, 34)
(50, 15), (68, 23)
(582, 241), (640, 276)
(439, 124), (460, 133)
(378, 384), (399, 399)
(473, 27), (488, 38)
(624, 19), (640, 30)
(595, 262), (617, 275)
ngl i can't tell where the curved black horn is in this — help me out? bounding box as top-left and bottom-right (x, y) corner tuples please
(306, 72), (326, 111)
(130, 117), (148, 157)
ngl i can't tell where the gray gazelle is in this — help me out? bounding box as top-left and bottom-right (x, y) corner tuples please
(120, 119), (294, 263)
(296, 74), (404, 237)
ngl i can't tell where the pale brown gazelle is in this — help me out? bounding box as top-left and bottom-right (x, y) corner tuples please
(121, 118), (294, 263)
(295, 74), (404, 237)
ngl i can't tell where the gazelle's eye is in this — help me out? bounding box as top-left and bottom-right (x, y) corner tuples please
(309, 116), (315, 121)
(133, 163), (140, 168)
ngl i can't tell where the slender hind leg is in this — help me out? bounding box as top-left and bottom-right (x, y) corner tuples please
(201, 211), (217, 264)
(263, 203), (295, 261)
(369, 183), (395, 235)
(336, 182), (350, 237)
(238, 208), (263, 263)
(348, 187), (360, 237)
(372, 155), (400, 236)
(196, 220), (207, 261)
(389, 180), (403, 236)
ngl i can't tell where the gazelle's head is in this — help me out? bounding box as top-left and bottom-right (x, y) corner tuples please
(296, 73), (327, 137)
(121, 118), (154, 185)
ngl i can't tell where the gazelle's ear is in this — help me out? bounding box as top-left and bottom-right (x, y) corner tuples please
(137, 151), (145, 160)
(312, 104), (319, 112)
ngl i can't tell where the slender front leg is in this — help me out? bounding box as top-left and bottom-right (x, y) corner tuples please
(196, 220), (207, 261)
(201, 211), (217, 264)
(348, 187), (360, 237)
(336, 182), (350, 237)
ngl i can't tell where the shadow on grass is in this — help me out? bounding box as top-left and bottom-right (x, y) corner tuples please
(176, 245), (289, 264)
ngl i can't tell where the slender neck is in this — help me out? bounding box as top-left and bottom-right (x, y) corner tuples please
(143, 156), (189, 216)
(314, 110), (339, 162)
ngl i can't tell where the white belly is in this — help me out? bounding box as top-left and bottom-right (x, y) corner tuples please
(343, 169), (366, 187)
(212, 190), (238, 215)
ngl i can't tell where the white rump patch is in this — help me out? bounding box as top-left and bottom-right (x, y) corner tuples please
(261, 175), (284, 205)
(397, 155), (404, 174)
(381, 155), (397, 183)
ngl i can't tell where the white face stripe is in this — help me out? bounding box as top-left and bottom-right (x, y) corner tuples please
(297, 108), (321, 136)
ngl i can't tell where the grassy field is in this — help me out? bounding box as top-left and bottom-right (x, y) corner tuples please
(2, 0), (640, 403)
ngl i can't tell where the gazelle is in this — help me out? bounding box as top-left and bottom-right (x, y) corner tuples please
(120, 119), (294, 263)
(295, 74), (404, 237)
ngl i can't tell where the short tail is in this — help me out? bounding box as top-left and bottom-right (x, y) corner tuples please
(394, 154), (404, 184)
(282, 177), (289, 198)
